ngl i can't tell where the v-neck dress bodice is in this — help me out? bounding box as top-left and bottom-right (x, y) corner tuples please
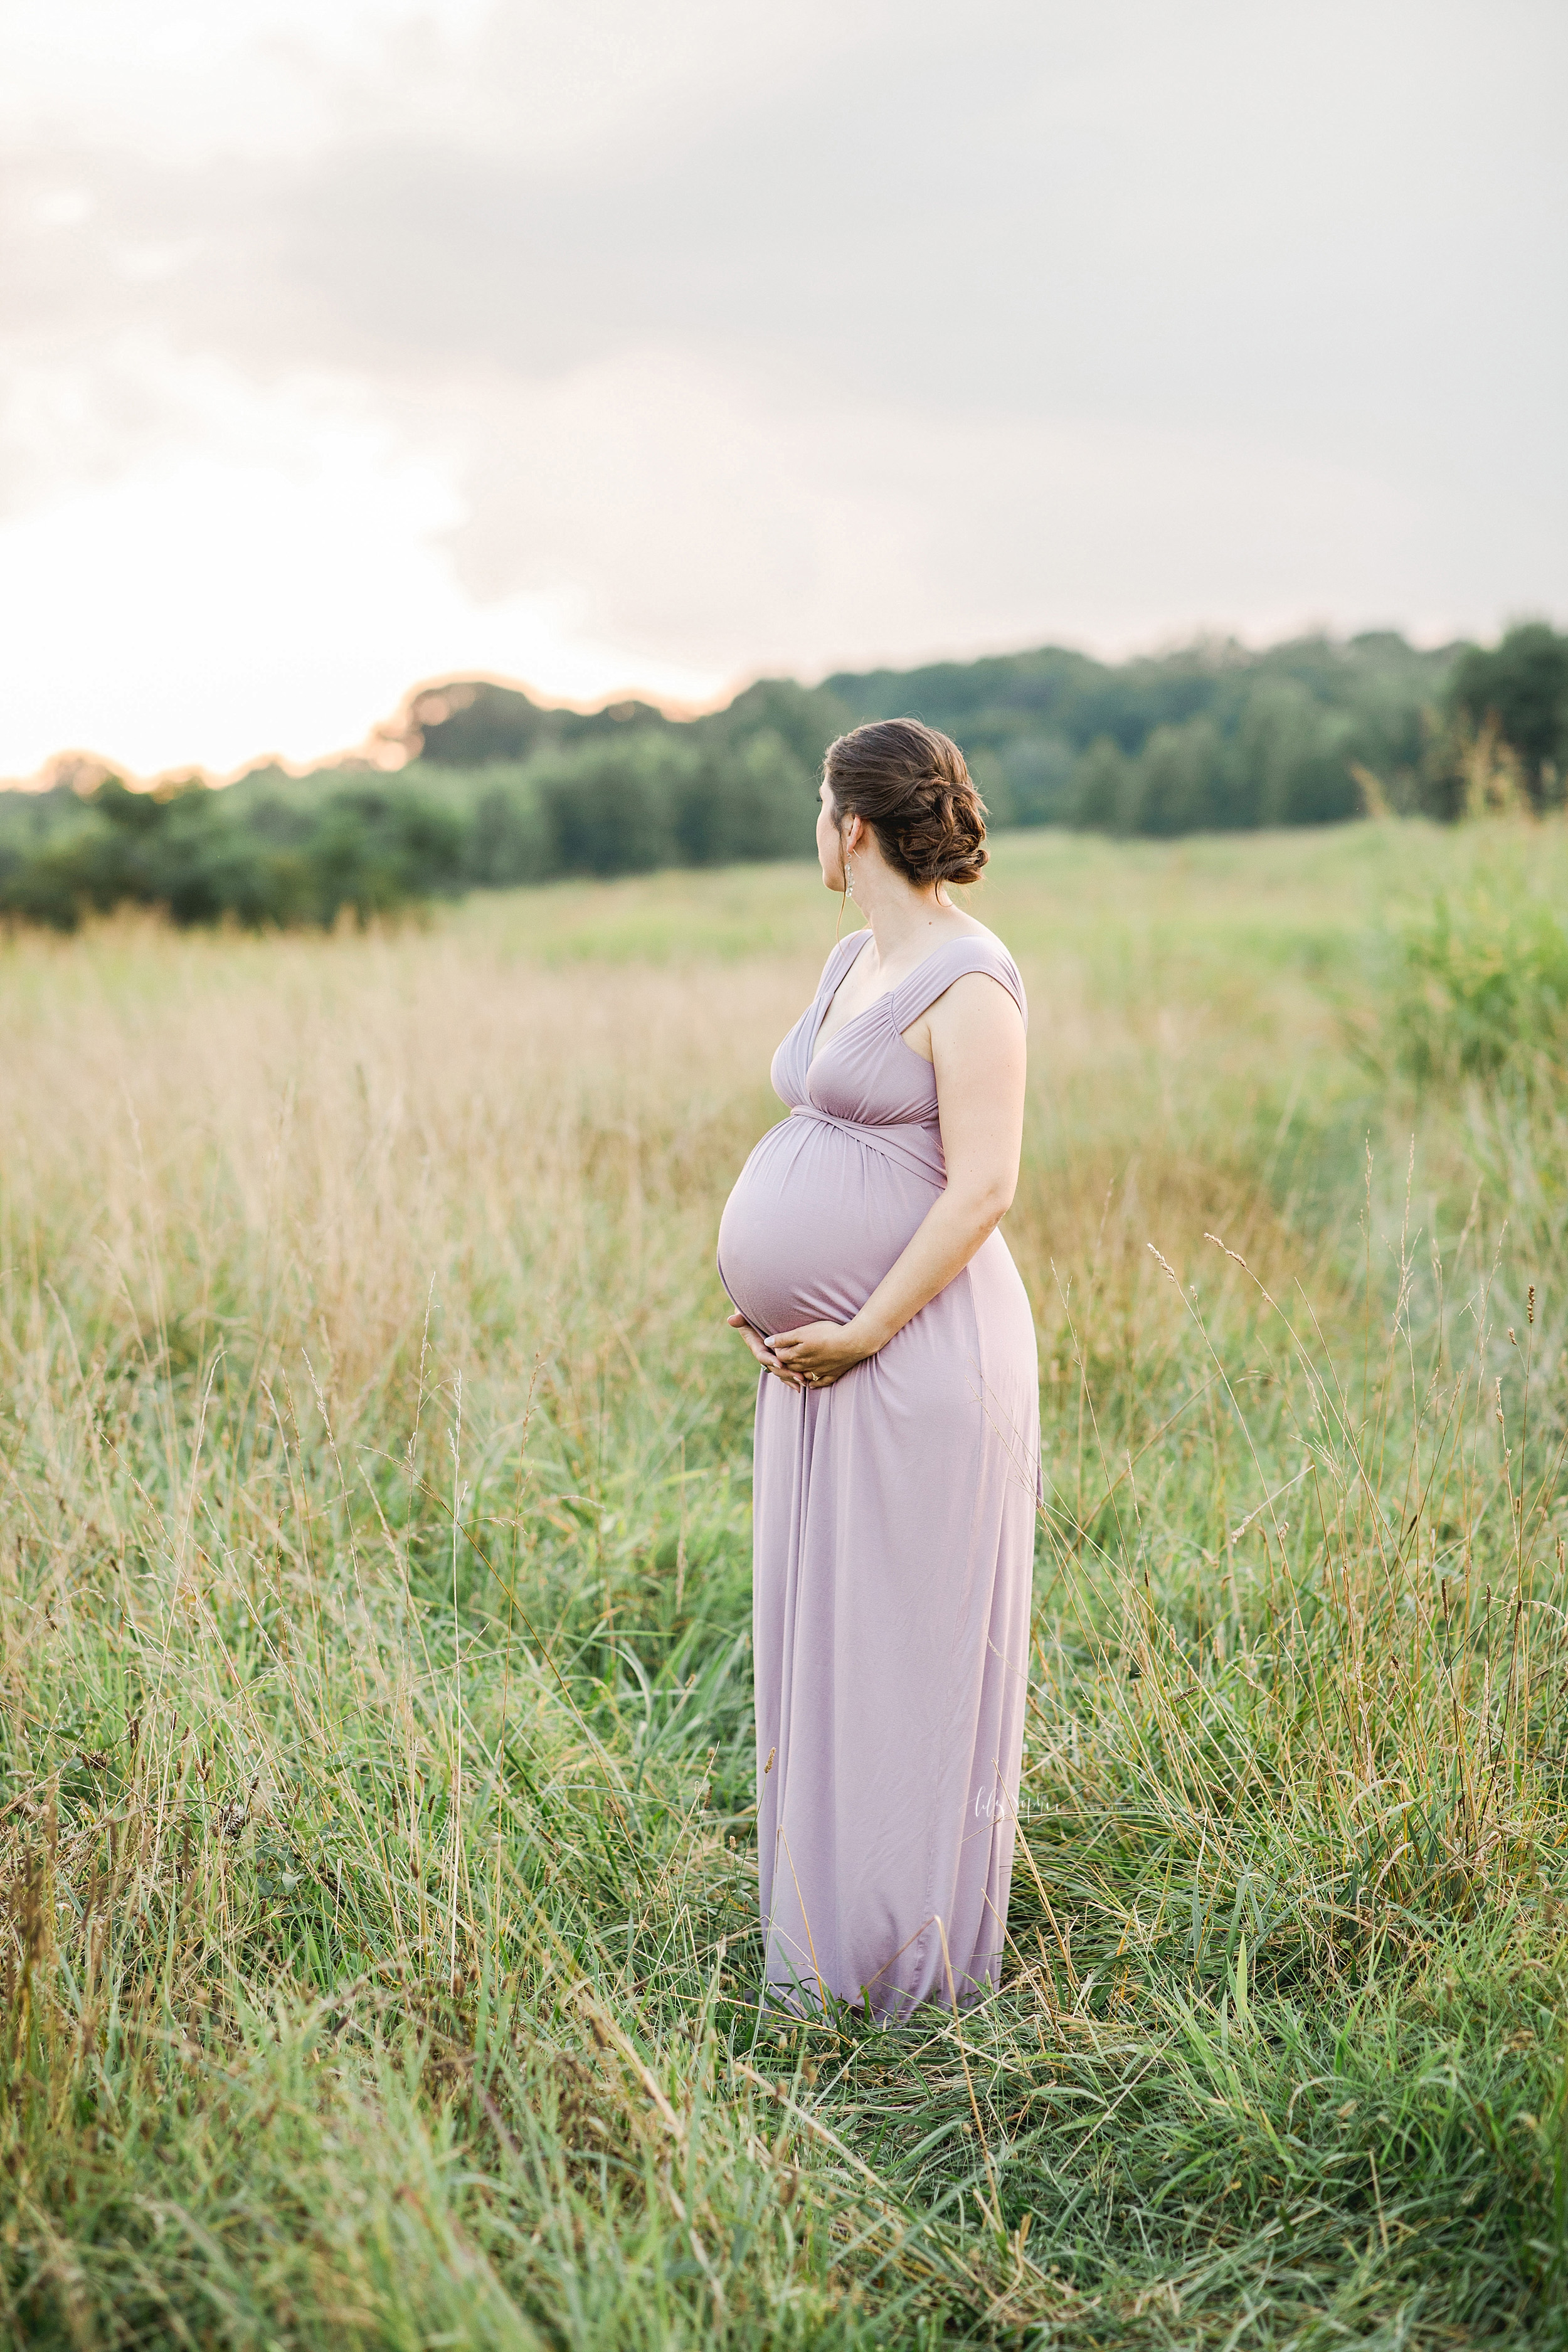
(716, 928), (1041, 2021)
(717, 930), (1016, 1337)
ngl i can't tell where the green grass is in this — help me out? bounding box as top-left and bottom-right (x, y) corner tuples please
(1, 815), (1565, 2347)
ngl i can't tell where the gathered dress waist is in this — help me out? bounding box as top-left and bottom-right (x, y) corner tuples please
(788, 1101), (945, 1187)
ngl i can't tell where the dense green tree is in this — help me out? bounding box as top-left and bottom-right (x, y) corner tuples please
(696, 679), (852, 778)
(674, 730), (817, 866)
(0, 627), (1542, 929)
(1071, 738), (1133, 832)
(1232, 682), (1358, 829)
(462, 770), (553, 887)
(536, 738), (680, 877)
(1125, 717), (1226, 836)
(401, 681), (550, 766)
(1447, 623), (1568, 807)
(0, 771), (472, 930)
(996, 734), (1076, 825)
(406, 679), (669, 767)
(829, 631), (1453, 834)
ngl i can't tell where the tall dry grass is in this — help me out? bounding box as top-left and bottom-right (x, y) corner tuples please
(0, 823), (1564, 2346)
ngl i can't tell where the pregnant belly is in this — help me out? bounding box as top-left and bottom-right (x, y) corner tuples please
(716, 1115), (938, 1338)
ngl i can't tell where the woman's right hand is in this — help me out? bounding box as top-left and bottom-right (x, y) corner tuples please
(726, 1310), (805, 1390)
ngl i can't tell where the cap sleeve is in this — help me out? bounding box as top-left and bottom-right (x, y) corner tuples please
(891, 937), (1027, 1032)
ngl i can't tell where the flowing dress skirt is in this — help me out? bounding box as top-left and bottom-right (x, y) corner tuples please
(750, 1223), (1039, 2018)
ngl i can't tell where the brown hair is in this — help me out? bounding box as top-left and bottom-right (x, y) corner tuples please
(823, 718), (988, 888)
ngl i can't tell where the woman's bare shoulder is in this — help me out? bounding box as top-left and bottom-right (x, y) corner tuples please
(940, 914), (1016, 961)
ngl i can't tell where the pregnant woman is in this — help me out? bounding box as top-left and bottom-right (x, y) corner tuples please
(717, 719), (1041, 2022)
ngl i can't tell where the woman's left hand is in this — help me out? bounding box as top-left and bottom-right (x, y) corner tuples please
(766, 1318), (872, 1389)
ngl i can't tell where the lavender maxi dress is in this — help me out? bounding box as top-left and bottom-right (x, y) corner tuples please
(717, 930), (1041, 2020)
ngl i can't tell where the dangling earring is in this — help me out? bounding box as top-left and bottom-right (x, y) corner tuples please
(844, 852), (855, 900)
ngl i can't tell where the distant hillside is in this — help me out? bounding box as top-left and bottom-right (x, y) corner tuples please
(826, 633), (1464, 830)
(4, 625), (1564, 929)
(393, 673), (851, 788)
(390, 630), (1470, 835)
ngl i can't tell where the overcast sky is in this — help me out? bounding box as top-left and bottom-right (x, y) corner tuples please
(3, 0), (1565, 777)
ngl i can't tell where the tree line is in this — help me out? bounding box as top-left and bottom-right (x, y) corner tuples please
(3, 625), (1564, 929)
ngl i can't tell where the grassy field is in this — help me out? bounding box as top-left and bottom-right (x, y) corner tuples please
(1, 817), (1566, 2349)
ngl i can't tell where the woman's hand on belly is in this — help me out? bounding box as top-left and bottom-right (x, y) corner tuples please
(765, 1317), (875, 1389)
(726, 1311), (807, 1390)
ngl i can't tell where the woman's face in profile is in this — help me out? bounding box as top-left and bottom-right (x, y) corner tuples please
(816, 780), (846, 891)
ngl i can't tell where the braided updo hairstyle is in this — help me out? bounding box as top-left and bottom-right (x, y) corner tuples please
(823, 719), (988, 889)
